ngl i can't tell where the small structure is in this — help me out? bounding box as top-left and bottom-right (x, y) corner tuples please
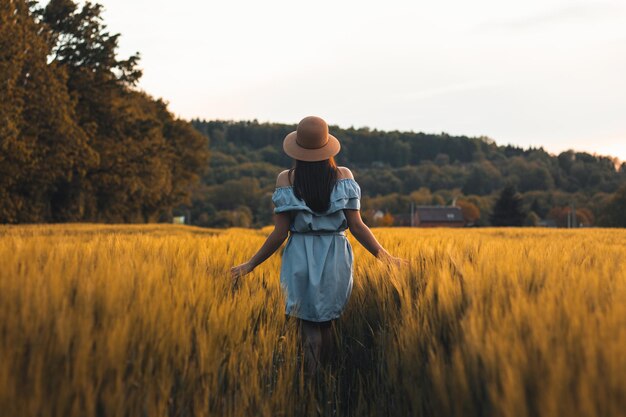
(373, 210), (384, 222)
(173, 216), (186, 225)
(537, 219), (557, 228)
(414, 206), (464, 227)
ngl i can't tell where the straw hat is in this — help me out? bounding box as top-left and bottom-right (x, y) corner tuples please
(283, 116), (341, 161)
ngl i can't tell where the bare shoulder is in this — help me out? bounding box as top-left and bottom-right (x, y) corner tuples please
(276, 169), (293, 187)
(337, 166), (354, 180)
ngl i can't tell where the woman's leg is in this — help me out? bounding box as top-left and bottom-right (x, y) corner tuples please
(319, 320), (335, 365)
(299, 319), (322, 376)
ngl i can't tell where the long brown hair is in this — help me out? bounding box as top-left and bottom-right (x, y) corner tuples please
(288, 157), (339, 213)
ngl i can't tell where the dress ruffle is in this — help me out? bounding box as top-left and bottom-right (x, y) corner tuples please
(272, 178), (361, 215)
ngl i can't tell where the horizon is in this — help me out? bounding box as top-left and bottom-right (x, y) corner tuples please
(95, 0), (626, 163)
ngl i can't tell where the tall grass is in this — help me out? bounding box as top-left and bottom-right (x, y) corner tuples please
(0, 224), (625, 417)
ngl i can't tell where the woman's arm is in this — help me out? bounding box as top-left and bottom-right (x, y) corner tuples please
(244, 212), (291, 269)
(344, 209), (408, 266)
(231, 170), (294, 280)
(230, 212), (292, 279)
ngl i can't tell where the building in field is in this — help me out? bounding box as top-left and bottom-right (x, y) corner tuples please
(415, 206), (464, 227)
(394, 206), (465, 227)
(371, 206), (466, 227)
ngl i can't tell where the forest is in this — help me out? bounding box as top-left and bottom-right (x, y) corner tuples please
(189, 120), (626, 228)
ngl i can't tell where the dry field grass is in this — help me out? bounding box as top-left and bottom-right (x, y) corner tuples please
(0, 224), (625, 417)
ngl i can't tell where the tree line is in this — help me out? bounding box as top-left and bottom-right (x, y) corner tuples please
(189, 120), (626, 228)
(0, 0), (208, 223)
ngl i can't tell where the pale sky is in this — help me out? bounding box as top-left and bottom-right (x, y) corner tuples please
(97, 0), (626, 163)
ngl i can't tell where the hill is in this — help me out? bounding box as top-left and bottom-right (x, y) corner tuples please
(187, 119), (626, 227)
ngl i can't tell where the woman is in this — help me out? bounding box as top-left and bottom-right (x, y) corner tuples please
(230, 116), (407, 376)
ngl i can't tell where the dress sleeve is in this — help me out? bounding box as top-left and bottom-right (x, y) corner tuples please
(329, 178), (361, 211)
(272, 187), (307, 214)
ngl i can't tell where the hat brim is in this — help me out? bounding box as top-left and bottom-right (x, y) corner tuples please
(282, 131), (341, 162)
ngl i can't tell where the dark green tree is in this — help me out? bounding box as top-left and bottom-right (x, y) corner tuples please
(598, 183), (626, 227)
(462, 162), (501, 195)
(490, 186), (526, 226)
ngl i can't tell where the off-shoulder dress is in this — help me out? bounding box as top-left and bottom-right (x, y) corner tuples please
(271, 178), (361, 322)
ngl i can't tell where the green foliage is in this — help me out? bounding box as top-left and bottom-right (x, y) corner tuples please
(0, 0), (96, 222)
(462, 161), (502, 195)
(0, 0), (208, 223)
(524, 211), (541, 227)
(490, 186), (527, 226)
(598, 183), (626, 227)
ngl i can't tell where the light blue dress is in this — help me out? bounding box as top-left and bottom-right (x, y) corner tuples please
(271, 178), (361, 322)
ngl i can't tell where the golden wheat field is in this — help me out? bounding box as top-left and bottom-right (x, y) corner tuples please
(0, 224), (625, 417)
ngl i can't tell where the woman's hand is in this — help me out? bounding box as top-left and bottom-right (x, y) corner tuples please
(230, 262), (254, 286)
(376, 249), (409, 268)
(389, 256), (410, 268)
